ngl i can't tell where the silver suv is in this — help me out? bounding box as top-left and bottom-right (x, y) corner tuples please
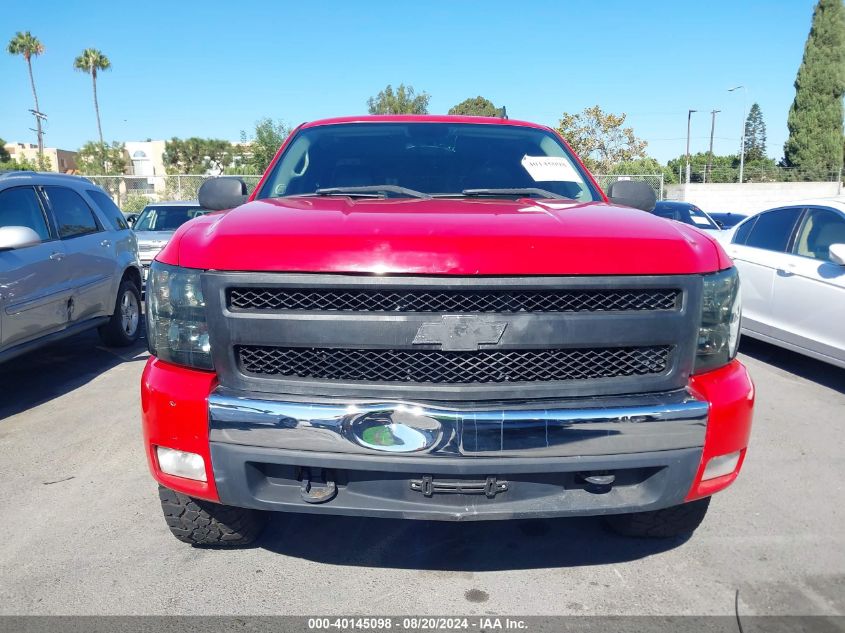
(0, 172), (143, 362)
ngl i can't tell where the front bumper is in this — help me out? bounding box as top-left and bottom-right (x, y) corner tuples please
(141, 358), (754, 520)
(139, 259), (153, 286)
(138, 249), (162, 286)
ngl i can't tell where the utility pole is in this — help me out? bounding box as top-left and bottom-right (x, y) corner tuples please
(705, 110), (720, 184)
(28, 109), (47, 165)
(685, 109), (697, 201)
(728, 86), (747, 184)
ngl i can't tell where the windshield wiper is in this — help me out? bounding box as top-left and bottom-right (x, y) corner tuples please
(458, 188), (569, 200)
(314, 185), (431, 199)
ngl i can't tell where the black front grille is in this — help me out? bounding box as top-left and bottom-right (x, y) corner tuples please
(228, 287), (680, 313)
(237, 345), (672, 384)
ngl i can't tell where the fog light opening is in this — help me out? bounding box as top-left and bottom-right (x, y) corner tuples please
(702, 451), (741, 481)
(156, 446), (207, 482)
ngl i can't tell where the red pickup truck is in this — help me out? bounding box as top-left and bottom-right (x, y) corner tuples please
(141, 115), (753, 546)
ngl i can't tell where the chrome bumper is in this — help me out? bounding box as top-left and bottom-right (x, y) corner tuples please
(208, 389), (708, 458)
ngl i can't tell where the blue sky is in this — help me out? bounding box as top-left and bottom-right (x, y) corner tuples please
(1, 0), (818, 165)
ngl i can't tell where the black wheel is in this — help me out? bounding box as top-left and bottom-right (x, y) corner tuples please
(604, 497), (711, 538)
(98, 279), (142, 347)
(158, 486), (267, 547)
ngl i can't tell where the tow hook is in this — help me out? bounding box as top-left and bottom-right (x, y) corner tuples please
(578, 471), (616, 494)
(298, 467), (338, 504)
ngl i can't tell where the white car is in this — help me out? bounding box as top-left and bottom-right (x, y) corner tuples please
(725, 199), (845, 368)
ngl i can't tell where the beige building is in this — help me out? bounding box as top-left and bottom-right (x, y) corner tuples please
(122, 140), (168, 196)
(3, 142), (78, 173)
(124, 140), (167, 178)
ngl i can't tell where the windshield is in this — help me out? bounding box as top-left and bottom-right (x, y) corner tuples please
(257, 123), (600, 202)
(688, 206), (720, 230)
(134, 206), (206, 232)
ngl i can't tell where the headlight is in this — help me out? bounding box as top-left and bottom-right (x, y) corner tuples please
(695, 267), (741, 373)
(147, 261), (213, 370)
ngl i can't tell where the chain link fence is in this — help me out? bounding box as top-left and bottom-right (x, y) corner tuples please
(87, 173), (668, 210)
(85, 175), (263, 211)
(671, 163), (843, 185)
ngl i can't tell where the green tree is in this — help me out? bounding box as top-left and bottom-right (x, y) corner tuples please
(73, 48), (112, 169)
(0, 139), (43, 171)
(744, 103), (767, 162)
(7, 32), (45, 161)
(163, 138), (236, 174)
(367, 84), (430, 115)
(1, 156), (39, 171)
(666, 153), (740, 184)
(76, 141), (127, 175)
(556, 105), (648, 173)
(606, 157), (664, 175)
(236, 118), (291, 173)
(122, 194), (151, 213)
(448, 96), (503, 117)
(783, 0), (845, 176)
(604, 157), (676, 185)
(743, 157), (782, 183)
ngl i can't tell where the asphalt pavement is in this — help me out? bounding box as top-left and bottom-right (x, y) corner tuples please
(0, 329), (843, 616)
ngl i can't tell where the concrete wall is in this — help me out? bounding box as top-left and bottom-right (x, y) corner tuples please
(665, 181), (843, 214)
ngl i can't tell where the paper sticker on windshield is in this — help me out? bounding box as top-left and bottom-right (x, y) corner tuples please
(521, 155), (581, 182)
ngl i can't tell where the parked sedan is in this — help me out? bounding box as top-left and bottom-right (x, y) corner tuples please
(133, 201), (208, 281)
(651, 201), (722, 232)
(726, 199), (845, 368)
(709, 212), (748, 229)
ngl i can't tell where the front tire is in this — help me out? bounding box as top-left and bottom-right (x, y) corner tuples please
(158, 486), (267, 547)
(98, 279), (141, 347)
(604, 497), (711, 538)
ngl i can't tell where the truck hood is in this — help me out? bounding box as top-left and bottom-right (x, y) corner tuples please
(160, 197), (730, 275)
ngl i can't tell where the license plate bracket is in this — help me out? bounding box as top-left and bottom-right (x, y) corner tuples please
(410, 475), (508, 499)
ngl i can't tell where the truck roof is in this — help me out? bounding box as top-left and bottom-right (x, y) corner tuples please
(300, 114), (552, 131)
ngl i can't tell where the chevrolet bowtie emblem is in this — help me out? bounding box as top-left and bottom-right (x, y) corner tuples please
(412, 316), (507, 351)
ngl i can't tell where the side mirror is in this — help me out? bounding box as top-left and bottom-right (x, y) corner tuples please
(0, 226), (42, 251)
(829, 243), (845, 266)
(198, 177), (248, 211)
(126, 214), (138, 226)
(715, 220), (725, 229)
(607, 180), (657, 212)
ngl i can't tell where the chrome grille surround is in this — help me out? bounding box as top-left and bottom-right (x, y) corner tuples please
(202, 272), (702, 402)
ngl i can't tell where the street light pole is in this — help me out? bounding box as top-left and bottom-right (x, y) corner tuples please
(705, 110), (720, 184)
(685, 109), (697, 200)
(728, 85), (747, 184)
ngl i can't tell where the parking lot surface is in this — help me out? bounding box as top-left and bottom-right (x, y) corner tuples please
(0, 329), (843, 616)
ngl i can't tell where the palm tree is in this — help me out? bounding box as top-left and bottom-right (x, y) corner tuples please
(74, 48), (111, 169)
(7, 32), (45, 162)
